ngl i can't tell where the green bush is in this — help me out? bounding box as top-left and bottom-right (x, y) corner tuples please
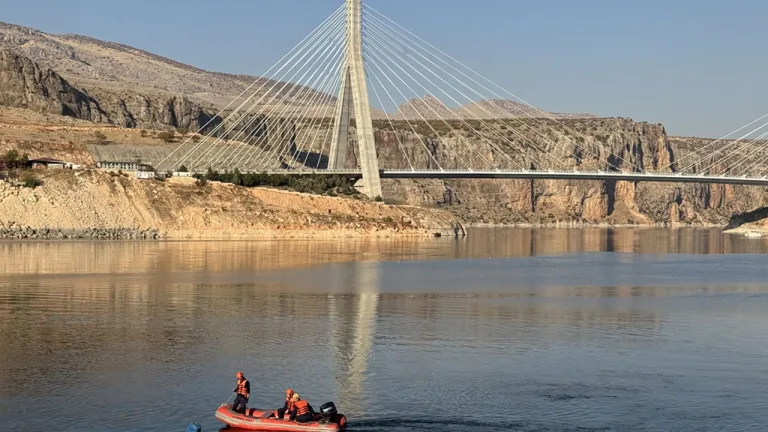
(0, 150), (29, 170)
(21, 172), (40, 188)
(157, 131), (175, 143)
(199, 170), (359, 197)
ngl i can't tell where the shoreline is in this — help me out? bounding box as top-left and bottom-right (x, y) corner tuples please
(0, 223), (749, 242)
(0, 225), (463, 241)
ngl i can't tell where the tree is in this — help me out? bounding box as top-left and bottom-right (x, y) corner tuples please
(1, 150), (29, 170)
(232, 168), (242, 186)
(178, 165), (189, 173)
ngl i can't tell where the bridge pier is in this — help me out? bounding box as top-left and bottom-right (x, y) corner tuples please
(328, 0), (383, 199)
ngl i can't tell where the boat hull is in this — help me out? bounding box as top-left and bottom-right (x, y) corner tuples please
(215, 404), (346, 432)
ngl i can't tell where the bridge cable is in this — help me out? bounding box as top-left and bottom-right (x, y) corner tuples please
(364, 34), (516, 171)
(185, 9), (346, 170)
(203, 11), (346, 170)
(154, 4), (344, 171)
(367, 65), (416, 172)
(250, 47), (346, 171)
(198, 12), (346, 170)
(228, 25), (347, 171)
(363, 48), (473, 170)
(364, 30), (532, 171)
(363, 58), (443, 171)
(158, 5), (344, 171)
(241, 29), (347, 171)
(364, 5), (641, 173)
(722, 130), (768, 176)
(687, 121), (768, 175)
(364, 12), (571, 171)
(297, 59), (347, 170)
(671, 114), (768, 173)
(365, 25), (513, 171)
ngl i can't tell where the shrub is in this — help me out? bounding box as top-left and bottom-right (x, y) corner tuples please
(0, 150), (29, 170)
(93, 131), (108, 145)
(157, 131), (175, 143)
(374, 195), (383, 202)
(21, 172), (40, 188)
(176, 127), (189, 137)
(139, 130), (148, 137)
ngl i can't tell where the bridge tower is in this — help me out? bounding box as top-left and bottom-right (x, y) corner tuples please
(328, 0), (383, 199)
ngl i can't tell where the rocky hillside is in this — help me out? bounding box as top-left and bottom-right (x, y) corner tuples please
(4, 105), (762, 227)
(0, 21), (765, 228)
(395, 96), (595, 120)
(0, 21), (590, 128)
(0, 22), (319, 111)
(0, 170), (461, 239)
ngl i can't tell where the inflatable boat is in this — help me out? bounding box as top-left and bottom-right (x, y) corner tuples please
(215, 402), (347, 431)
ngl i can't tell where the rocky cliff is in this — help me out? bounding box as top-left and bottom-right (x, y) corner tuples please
(277, 117), (767, 226)
(0, 49), (220, 130)
(0, 50), (107, 121)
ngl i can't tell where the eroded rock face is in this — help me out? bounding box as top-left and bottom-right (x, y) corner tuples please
(0, 49), (221, 131)
(312, 118), (767, 226)
(0, 50), (107, 122)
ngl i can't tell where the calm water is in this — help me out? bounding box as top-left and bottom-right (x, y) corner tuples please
(0, 228), (767, 432)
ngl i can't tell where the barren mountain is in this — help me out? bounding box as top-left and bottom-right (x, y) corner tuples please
(0, 21), (591, 126)
(395, 96), (595, 121)
(0, 21), (324, 110)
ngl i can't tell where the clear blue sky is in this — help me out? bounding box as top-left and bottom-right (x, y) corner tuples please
(1, 0), (766, 138)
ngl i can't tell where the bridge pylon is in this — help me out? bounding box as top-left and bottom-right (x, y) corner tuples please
(328, 0), (383, 199)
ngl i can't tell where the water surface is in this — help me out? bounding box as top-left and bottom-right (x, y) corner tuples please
(0, 228), (766, 432)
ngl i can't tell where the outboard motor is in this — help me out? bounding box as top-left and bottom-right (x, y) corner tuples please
(320, 402), (338, 417)
(185, 422), (202, 432)
(319, 402), (345, 426)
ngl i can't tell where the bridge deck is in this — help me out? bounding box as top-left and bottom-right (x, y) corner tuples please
(199, 169), (768, 187)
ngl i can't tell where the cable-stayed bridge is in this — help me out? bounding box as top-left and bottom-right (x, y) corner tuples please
(156, 0), (768, 198)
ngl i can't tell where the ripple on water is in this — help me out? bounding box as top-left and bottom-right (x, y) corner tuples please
(1, 233), (768, 432)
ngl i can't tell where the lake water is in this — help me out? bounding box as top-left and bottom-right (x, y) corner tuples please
(0, 228), (767, 432)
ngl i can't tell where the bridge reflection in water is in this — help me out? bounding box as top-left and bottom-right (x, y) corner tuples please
(328, 262), (379, 416)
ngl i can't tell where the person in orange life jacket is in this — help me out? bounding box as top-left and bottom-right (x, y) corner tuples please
(289, 393), (314, 423)
(232, 371), (250, 414)
(275, 388), (296, 419)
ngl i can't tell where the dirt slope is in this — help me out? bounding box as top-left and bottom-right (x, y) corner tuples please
(0, 170), (460, 239)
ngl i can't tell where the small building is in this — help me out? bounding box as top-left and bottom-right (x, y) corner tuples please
(172, 171), (193, 177)
(97, 160), (154, 172)
(27, 158), (67, 169)
(136, 171), (156, 180)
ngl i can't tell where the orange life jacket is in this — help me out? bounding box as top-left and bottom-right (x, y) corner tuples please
(294, 399), (310, 416)
(235, 379), (249, 396)
(286, 397), (296, 412)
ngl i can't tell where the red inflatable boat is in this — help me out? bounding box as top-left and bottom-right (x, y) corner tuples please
(215, 403), (347, 432)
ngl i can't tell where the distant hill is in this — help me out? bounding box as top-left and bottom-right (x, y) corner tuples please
(394, 95), (595, 121)
(0, 21), (593, 127)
